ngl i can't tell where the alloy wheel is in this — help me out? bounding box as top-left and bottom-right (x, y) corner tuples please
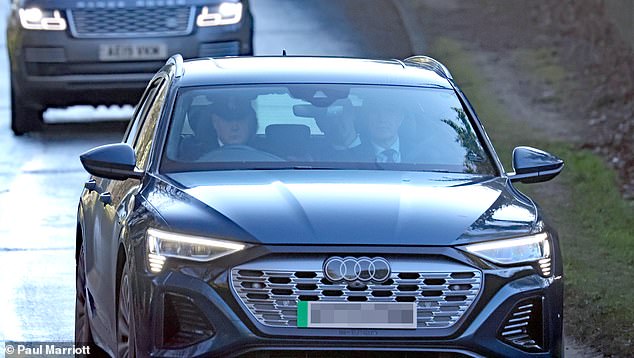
(75, 244), (92, 344)
(117, 268), (135, 358)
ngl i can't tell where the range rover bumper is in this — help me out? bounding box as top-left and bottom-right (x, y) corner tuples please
(8, 20), (253, 107)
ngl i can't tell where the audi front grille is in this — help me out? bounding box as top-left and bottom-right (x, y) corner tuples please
(230, 256), (482, 329)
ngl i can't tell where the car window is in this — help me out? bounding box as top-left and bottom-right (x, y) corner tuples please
(124, 79), (162, 146)
(134, 78), (167, 170)
(161, 84), (496, 175)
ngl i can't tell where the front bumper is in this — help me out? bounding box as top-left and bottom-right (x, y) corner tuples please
(132, 245), (563, 357)
(7, 18), (252, 107)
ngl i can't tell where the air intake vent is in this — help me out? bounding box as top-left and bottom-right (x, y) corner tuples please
(499, 297), (545, 352)
(162, 292), (214, 348)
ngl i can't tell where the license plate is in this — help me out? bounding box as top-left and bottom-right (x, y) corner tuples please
(297, 301), (417, 329)
(99, 43), (167, 61)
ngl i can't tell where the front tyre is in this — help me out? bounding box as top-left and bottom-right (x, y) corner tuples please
(117, 263), (136, 358)
(11, 83), (43, 136)
(75, 243), (107, 357)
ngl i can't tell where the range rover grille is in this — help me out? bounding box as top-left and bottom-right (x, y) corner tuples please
(68, 7), (194, 38)
(231, 257), (482, 329)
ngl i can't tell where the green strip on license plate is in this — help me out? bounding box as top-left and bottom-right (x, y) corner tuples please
(297, 300), (308, 328)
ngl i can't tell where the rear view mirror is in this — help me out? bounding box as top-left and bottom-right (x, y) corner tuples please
(507, 146), (563, 183)
(293, 104), (347, 119)
(80, 143), (143, 181)
(293, 104), (325, 118)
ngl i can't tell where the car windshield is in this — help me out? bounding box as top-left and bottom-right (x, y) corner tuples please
(161, 84), (496, 174)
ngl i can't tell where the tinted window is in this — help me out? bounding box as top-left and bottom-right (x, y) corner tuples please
(134, 79), (167, 170)
(124, 79), (162, 146)
(162, 84), (495, 174)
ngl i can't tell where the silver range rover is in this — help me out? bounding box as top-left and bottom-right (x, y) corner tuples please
(6, 0), (253, 135)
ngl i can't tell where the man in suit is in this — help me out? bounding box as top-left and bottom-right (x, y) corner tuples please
(194, 100), (269, 162)
(352, 101), (411, 163)
(210, 100), (258, 147)
(180, 100), (258, 161)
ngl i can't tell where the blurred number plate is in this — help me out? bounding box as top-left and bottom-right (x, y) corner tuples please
(297, 301), (416, 329)
(99, 44), (167, 61)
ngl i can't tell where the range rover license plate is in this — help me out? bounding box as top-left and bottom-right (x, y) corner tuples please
(297, 301), (416, 329)
(99, 44), (167, 61)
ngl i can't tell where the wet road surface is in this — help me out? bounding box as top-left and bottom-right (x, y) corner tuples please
(0, 0), (411, 352)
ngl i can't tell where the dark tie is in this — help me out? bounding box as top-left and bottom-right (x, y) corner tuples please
(381, 149), (398, 163)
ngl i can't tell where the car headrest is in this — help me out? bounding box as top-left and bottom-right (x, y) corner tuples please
(265, 124), (311, 140)
(265, 124), (311, 159)
(187, 105), (216, 137)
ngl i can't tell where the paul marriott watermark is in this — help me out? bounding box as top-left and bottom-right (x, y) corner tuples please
(3, 342), (92, 357)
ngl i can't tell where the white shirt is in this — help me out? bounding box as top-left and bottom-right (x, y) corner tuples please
(372, 137), (401, 163)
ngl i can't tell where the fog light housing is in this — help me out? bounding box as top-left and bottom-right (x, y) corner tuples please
(499, 297), (545, 352)
(162, 292), (215, 348)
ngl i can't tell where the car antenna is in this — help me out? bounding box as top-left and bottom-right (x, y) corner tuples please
(282, 49), (287, 56)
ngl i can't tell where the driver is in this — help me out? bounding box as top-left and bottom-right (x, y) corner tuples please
(197, 100), (271, 162)
(211, 100), (258, 146)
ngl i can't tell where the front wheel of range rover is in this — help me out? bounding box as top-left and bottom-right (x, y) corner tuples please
(10, 82), (43, 136)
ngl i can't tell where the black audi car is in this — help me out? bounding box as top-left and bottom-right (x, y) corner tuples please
(76, 55), (564, 357)
(6, 0), (253, 135)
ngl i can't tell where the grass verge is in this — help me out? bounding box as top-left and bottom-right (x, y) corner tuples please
(430, 37), (634, 356)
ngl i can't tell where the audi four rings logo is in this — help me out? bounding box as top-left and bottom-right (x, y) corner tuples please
(323, 256), (391, 282)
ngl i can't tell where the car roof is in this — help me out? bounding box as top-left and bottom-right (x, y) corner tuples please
(175, 56), (454, 88)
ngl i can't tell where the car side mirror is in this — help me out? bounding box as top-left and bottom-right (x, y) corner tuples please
(80, 143), (143, 181)
(507, 146), (563, 183)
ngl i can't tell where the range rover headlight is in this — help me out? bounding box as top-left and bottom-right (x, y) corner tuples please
(196, 2), (243, 27)
(19, 8), (67, 31)
(463, 232), (551, 271)
(147, 228), (247, 272)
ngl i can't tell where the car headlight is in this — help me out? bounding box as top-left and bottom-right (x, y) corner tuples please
(19, 8), (67, 31)
(147, 228), (247, 272)
(463, 233), (552, 275)
(196, 2), (243, 27)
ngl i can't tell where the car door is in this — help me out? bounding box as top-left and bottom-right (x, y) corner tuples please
(85, 77), (167, 345)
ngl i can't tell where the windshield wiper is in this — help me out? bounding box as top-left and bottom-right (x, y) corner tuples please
(251, 164), (343, 170)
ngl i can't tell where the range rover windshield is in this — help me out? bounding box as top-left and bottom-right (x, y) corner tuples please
(161, 84), (496, 174)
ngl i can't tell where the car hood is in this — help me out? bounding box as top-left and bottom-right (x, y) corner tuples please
(158, 170), (537, 246)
